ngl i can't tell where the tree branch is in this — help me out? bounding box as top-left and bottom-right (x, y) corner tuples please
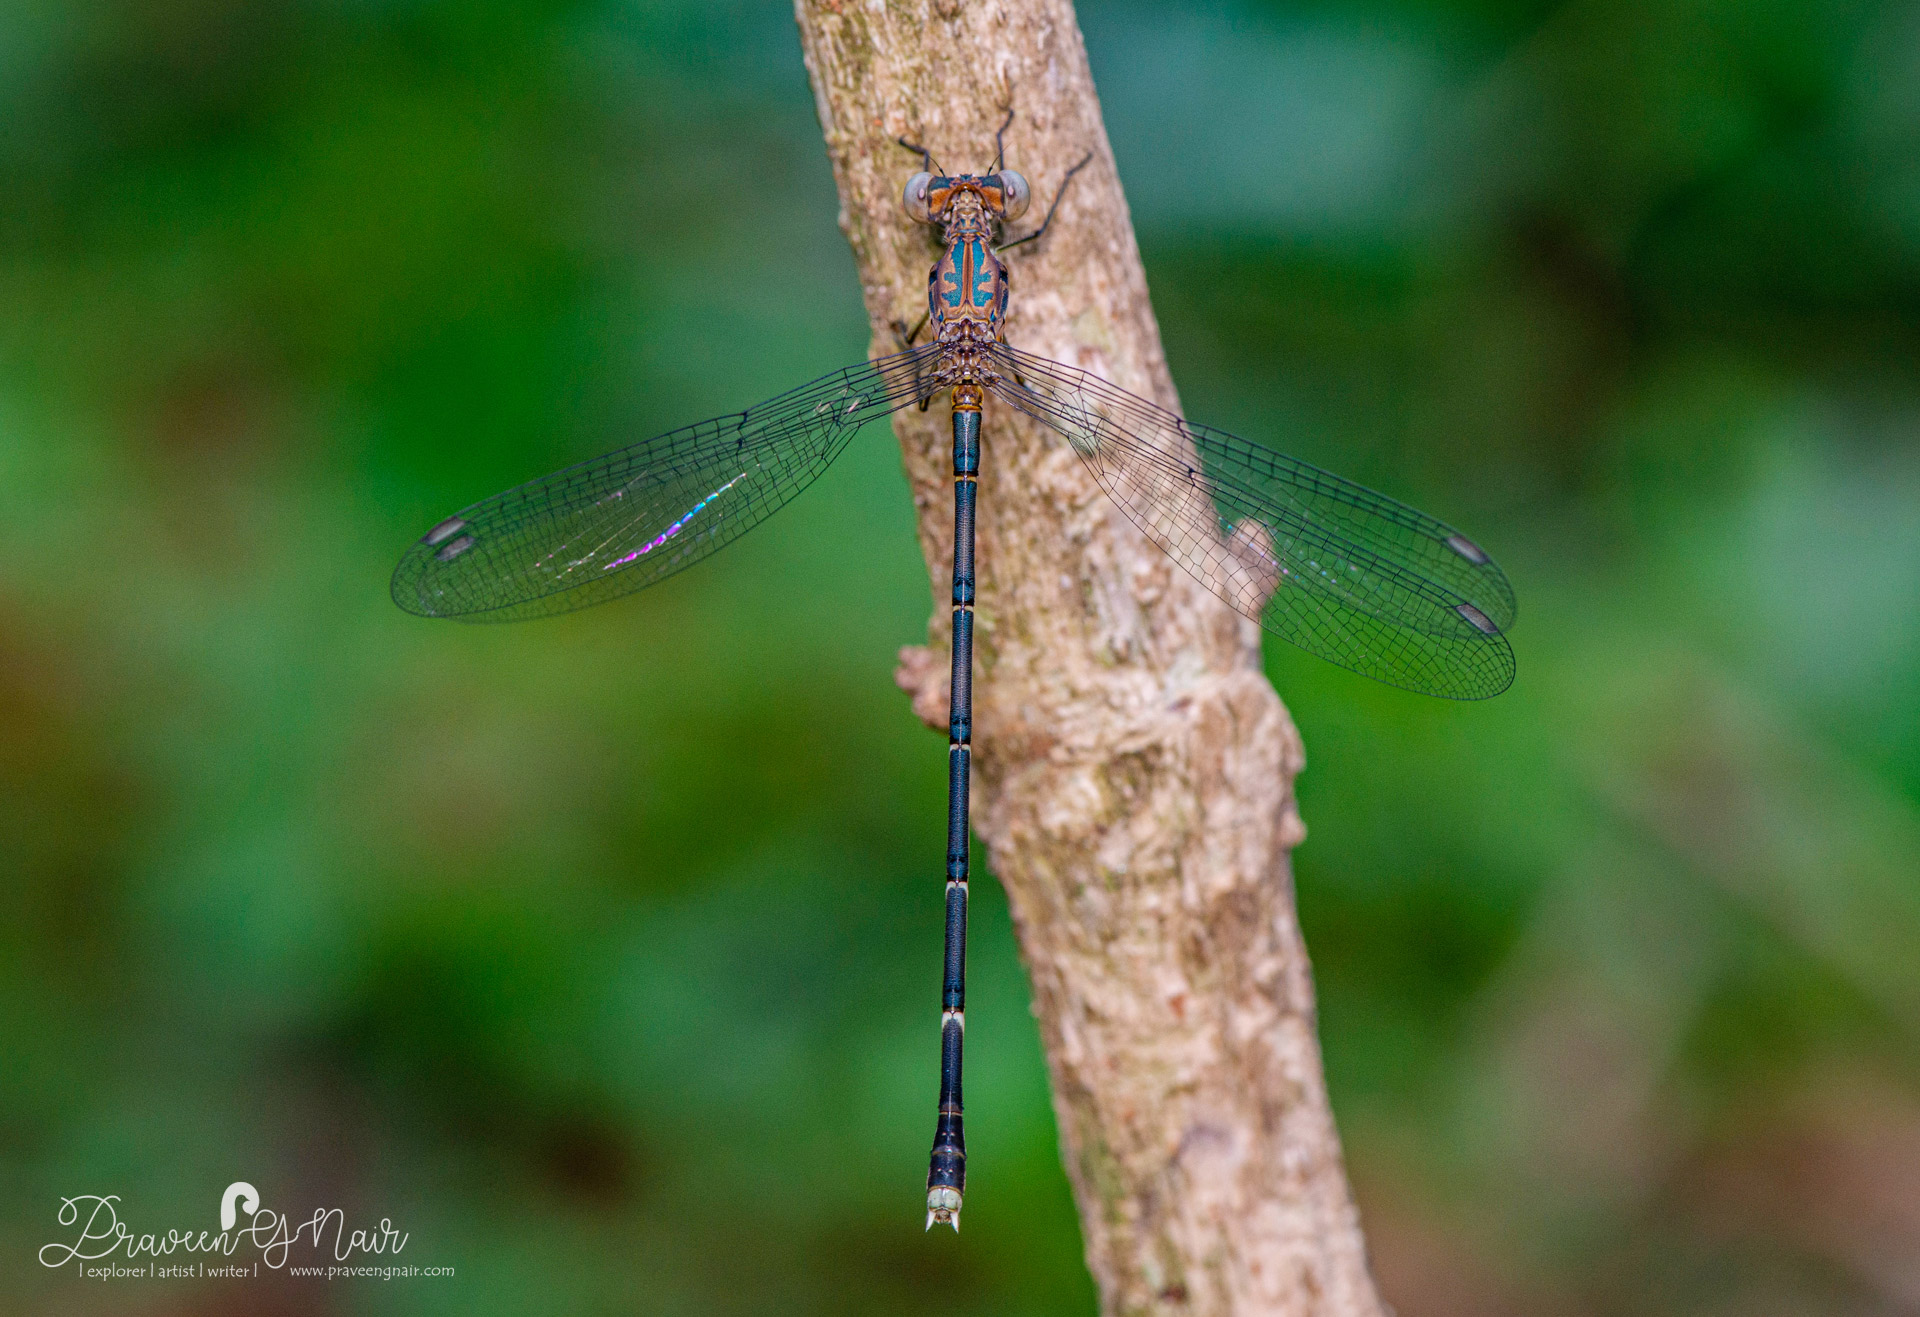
(793, 2), (1387, 1311)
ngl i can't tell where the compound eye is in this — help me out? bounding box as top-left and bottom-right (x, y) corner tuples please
(995, 170), (1031, 221)
(902, 172), (933, 223)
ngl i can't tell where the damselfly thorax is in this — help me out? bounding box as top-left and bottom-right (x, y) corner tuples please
(910, 173), (1018, 350)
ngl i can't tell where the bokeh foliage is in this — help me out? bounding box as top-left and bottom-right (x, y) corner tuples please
(3, 0), (1918, 1313)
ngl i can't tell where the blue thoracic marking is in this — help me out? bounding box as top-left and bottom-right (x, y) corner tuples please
(968, 241), (993, 307)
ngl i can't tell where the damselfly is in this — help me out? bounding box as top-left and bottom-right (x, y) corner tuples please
(392, 118), (1516, 1232)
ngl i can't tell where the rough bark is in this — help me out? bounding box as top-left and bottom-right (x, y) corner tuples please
(791, 3), (1387, 1314)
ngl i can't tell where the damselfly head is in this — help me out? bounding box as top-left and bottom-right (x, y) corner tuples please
(903, 172), (933, 223)
(906, 173), (1030, 226)
(993, 170), (1031, 221)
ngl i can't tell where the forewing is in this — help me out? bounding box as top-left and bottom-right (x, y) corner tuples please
(990, 345), (1515, 700)
(393, 346), (941, 621)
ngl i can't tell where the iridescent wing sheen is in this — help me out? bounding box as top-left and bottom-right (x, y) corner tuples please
(988, 344), (1516, 700)
(393, 346), (941, 621)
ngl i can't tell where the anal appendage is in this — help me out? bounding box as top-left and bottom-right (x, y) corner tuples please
(927, 1186), (962, 1232)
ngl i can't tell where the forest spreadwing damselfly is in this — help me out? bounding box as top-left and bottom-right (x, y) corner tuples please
(392, 114), (1517, 1231)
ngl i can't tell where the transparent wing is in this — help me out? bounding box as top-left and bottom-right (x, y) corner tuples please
(393, 345), (941, 621)
(989, 344), (1516, 700)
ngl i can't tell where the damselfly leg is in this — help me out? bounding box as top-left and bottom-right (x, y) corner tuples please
(991, 106), (1015, 173)
(896, 136), (938, 175)
(998, 151), (1093, 252)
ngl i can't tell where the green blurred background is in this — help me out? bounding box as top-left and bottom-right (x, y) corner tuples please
(5, 0), (1920, 1312)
